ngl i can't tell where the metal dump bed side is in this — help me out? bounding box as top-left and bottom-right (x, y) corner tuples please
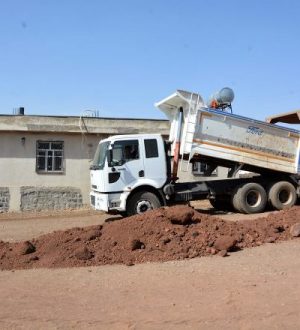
(191, 108), (300, 174)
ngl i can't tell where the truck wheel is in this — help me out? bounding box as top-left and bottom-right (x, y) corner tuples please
(268, 181), (297, 210)
(232, 189), (243, 213)
(127, 191), (161, 216)
(233, 183), (267, 214)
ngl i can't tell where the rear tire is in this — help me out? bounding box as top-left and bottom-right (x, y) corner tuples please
(268, 181), (297, 210)
(232, 183), (267, 214)
(127, 191), (161, 216)
(232, 189), (243, 213)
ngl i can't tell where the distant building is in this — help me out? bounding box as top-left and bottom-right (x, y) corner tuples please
(0, 114), (169, 212)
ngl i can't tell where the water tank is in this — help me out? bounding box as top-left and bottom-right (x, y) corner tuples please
(208, 87), (234, 108)
(216, 87), (234, 105)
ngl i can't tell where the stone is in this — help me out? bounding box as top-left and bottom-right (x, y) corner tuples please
(214, 236), (237, 251)
(290, 223), (300, 237)
(168, 206), (194, 225)
(218, 250), (228, 257)
(16, 241), (36, 255)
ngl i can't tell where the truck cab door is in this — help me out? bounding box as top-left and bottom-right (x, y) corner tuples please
(142, 137), (167, 187)
(108, 139), (144, 191)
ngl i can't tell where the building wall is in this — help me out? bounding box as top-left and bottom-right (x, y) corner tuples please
(0, 131), (104, 211)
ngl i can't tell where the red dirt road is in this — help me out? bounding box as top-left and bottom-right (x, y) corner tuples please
(0, 204), (300, 329)
(1, 241), (300, 329)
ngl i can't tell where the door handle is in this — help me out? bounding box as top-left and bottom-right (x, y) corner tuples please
(117, 168), (126, 171)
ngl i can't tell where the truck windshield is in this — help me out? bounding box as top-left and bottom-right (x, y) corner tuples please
(90, 141), (110, 170)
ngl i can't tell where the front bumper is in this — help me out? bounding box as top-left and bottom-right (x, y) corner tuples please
(90, 191), (109, 212)
(90, 191), (130, 212)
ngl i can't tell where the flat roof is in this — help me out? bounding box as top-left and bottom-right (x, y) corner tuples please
(0, 114), (168, 121)
(0, 114), (170, 135)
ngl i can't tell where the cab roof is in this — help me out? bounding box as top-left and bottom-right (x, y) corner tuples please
(100, 133), (162, 143)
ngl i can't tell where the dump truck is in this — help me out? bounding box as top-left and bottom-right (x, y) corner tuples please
(90, 89), (300, 215)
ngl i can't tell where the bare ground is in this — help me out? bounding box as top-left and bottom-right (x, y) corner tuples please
(0, 202), (300, 329)
(1, 241), (300, 329)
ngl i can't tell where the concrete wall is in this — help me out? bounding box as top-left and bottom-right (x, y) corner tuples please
(0, 131), (104, 211)
(0, 188), (10, 212)
(20, 187), (83, 211)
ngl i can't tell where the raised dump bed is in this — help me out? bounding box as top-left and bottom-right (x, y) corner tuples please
(156, 90), (300, 175)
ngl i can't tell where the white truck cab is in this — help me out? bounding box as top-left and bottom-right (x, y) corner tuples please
(90, 134), (169, 215)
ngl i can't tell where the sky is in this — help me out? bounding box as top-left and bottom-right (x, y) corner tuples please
(0, 0), (300, 121)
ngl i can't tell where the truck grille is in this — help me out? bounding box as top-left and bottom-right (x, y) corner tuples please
(91, 195), (95, 206)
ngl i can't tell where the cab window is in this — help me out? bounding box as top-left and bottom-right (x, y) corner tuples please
(144, 139), (158, 158)
(111, 140), (139, 165)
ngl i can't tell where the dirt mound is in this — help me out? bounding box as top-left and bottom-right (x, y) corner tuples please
(1, 205), (300, 270)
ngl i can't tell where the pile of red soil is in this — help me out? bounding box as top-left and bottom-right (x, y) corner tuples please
(1, 205), (300, 270)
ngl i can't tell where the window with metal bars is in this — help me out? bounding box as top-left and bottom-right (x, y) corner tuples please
(36, 141), (64, 173)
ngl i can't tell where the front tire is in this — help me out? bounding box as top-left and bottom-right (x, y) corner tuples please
(127, 191), (162, 216)
(268, 181), (297, 210)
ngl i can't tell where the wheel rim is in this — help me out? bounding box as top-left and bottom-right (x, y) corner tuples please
(278, 189), (292, 205)
(136, 200), (152, 214)
(246, 190), (261, 207)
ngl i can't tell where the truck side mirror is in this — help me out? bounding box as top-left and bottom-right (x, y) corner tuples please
(108, 146), (125, 167)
